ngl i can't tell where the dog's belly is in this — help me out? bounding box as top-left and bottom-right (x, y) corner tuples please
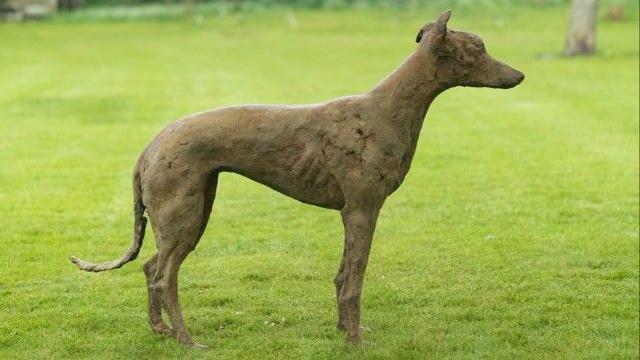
(224, 135), (345, 210)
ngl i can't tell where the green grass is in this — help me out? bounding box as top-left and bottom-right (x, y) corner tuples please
(0, 7), (638, 359)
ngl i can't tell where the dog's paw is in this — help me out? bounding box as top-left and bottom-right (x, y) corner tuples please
(188, 342), (209, 350)
(151, 322), (175, 337)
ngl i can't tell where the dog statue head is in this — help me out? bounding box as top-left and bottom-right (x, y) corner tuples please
(415, 10), (525, 89)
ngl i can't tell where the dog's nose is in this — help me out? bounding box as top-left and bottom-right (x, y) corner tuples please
(515, 71), (525, 84)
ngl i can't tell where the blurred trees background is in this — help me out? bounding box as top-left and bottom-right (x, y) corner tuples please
(0, 0), (635, 57)
(0, 0), (635, 11)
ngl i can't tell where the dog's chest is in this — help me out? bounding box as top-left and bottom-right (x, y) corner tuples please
(323, 119), (415, 196)
(369, 128), (416, 195)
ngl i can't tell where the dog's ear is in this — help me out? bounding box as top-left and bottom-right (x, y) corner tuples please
(416, 10), (452, 48)
(430, 10), (451, 48)
(415, 28), (424, 43)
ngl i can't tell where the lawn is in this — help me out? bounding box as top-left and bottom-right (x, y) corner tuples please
(0, 6), (638, 359)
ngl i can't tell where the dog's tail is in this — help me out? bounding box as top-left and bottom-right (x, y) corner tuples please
(70, 162), (147, 272)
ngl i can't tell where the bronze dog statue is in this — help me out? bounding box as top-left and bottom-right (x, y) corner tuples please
(71, 10), (524, 348)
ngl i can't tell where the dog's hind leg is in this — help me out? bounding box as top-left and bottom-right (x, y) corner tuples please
(143, 253), (174, 336)
(147, 173), (218, 348)
(149, 234), (200, 348)
(158, 245), (204, 348)
(165, 173), (217, 347)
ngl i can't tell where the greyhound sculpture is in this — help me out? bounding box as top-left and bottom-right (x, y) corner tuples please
(71, 10), (524, 348)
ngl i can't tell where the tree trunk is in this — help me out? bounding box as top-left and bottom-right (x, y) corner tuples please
(565, 0), (598, 56)
(182, 0), (191, 15)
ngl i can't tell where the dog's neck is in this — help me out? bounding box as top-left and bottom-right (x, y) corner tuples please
(369, 50), (449, 134)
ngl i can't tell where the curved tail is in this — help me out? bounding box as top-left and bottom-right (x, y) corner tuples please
(70, 168), (147, 272)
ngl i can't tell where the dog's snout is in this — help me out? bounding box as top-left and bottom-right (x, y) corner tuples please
(500, 67), (525, 88)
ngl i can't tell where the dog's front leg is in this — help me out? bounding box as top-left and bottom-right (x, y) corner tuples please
(336, 204), (380, 344)
(333, 245), (348, 331)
